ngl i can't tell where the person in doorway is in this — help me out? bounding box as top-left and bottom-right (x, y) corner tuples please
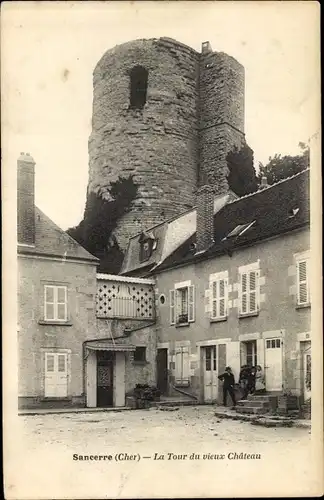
(218, 366), (236, 408)
(247, 366), (256, 395)
(255, 365), (266, 393)
(239, 365), (250, 400)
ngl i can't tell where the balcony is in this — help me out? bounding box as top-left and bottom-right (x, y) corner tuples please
(97, 296), (155, 320)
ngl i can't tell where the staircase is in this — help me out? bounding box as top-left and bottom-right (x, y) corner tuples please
(150, 395), (198, 408)
(235, 393), (278, 415)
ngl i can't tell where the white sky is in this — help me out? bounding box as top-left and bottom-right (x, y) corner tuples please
(3, 1), (320, 230)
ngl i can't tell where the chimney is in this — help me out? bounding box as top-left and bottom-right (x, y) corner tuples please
(201, 41), (213, 54)
(259, 175), (269, 190)
(17, 152), (36, 245)
(195, 185), (214, 253)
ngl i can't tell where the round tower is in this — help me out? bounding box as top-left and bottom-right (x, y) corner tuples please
(88, 37), (200, 250)
(87, 37), (246, 251)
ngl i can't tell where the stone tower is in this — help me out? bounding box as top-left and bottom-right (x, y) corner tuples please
(87, 37), (245, 250)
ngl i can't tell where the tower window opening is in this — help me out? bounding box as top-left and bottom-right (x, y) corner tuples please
(129, 66), (148, 109)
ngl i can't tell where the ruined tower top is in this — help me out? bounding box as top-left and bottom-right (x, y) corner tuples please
(87, 37), (246, 251)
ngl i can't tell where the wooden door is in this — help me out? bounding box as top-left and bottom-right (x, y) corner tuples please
(97, 351), (114, 407)
(203, 345), (218, 402)
(45, 352), (68, 398)
(157, 349), (168, 394)
(265, 338), (283, 391)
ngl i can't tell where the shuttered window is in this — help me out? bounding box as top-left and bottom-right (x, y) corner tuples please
(44, 285), (67, 321)
(239, 269), (260, 315)
(297, 259), (310, 305)
(170, 285), (195, 325)
(210, 277), (228, 320)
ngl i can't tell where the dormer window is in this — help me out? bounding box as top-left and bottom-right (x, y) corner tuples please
(288, 208), (300, 218)
(139, 231), (156, 262)
(222, 221), (256, 241)
(129, 65), (148, 109)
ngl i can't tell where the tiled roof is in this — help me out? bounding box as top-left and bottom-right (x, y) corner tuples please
(18, 207), (99, 263)
(120, 191), (237, 276)
(155, 169), (310, 272)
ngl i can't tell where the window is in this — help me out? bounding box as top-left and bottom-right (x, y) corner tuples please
(170, 285), (195, 325)
(140, 240), (152, 262)
(239, 265), (260, 316)
(205, 345), (217, 371)
(134, 347), (146, 363)
(210, 272), (228, 320)
(44, 285), (67, 321)
(296, 257), (310, 306)
(130, 65), (148, 109)
(223, 221), (256, 241)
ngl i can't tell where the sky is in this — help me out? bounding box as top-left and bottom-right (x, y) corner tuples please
(3, 1), (320, 230)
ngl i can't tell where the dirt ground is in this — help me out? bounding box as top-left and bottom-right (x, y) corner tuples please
(8, 406), (316, 499)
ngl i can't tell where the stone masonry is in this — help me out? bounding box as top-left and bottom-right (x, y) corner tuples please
(88, 37), (246, 250)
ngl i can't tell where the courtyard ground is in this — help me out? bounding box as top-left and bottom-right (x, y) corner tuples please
(7, 406), (319, 499)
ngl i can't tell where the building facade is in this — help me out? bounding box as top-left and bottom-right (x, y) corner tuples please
(17, 154), (157, 410)
(122, 170), (311, 405)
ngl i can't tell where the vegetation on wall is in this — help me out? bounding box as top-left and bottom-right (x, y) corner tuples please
(226, 143), (258, 196)
(67, 175), (138, 274)
(227, 142), (310, 197)
(257, 142), (310, 185)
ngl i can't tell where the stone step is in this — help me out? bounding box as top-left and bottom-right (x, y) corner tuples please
(236, 406), (270, 415)
(150, 400), (197, 408)
(247, 395), (273, 401)
(237, 400), (270, 408)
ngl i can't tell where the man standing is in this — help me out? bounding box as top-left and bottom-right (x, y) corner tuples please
(218, 366), (236, 407)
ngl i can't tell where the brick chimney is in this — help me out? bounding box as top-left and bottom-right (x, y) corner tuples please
(195, 185), (214, 253)
(17, 152), (35, 245)
(201, 41), (213, 54)
(259, 175), (269, 190)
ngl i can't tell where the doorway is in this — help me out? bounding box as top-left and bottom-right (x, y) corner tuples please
(265, 338), (283, 391)
(96, 351), (114, 407)
(45, 352), (68, 398)
(203, 345), (218, 403)
(240, 340), (257, 367)
(303, 343), (311, 401)
(157, 348), (168, 394)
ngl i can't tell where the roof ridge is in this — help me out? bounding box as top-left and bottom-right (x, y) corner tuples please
(227, 168), (310, 206)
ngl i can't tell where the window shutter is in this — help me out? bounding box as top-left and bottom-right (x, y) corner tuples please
(169, 290), (175, 325)
(249, 270), (258, 313)
(211, 280), (218, 319)
(219, 279), (226, 317)
(297, 260), (309, 305)
(188, 285), (195, 322)
(240, 273), (248, 314)
(224, 278), (229, 317)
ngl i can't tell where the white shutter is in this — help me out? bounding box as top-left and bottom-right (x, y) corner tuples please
(219, 279), (226, 318)
(188, 285), (195, 322)
(211, 280), (218, 319)
(240, 273), (248, 314)
(169, 290), (175, 325)
(297, 260), (309, 305)
(249, 270), (258, 313)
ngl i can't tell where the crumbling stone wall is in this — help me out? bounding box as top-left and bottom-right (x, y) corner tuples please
(87, 37), (246, 250)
